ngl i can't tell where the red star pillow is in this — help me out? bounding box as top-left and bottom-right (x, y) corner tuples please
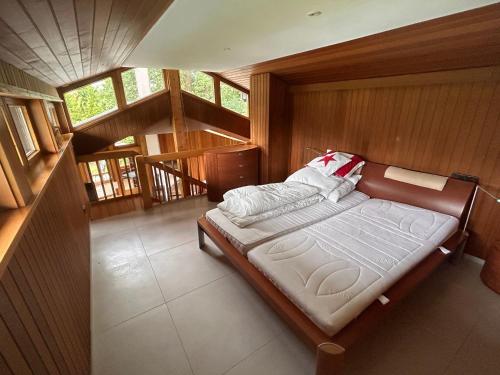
(334, 153), (365, 177)
(306, 151), (351, 176)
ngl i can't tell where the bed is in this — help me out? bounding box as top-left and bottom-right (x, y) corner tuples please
(197, 161), (475, 375)
(205, 190), (369, 254)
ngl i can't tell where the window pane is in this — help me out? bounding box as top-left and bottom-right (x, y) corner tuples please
(8, 106), (36, 157)
(64, 77), (117, 126)
(220, 82), (249, 116)
(180, 71), (215, 102)
(114, 136), (135, 147)
(121, 68), (165, 104)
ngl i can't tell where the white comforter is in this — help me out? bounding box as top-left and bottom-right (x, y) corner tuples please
(217, 182), (322, 227)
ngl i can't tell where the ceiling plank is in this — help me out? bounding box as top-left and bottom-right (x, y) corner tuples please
(0, 0), (174, 87)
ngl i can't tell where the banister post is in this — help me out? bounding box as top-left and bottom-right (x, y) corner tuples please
(136, 155), (153, 209)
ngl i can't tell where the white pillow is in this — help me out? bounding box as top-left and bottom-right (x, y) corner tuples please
(327, 175), (362, 203)
(306, 152), (351, 176)
(286, 167), (344, 198)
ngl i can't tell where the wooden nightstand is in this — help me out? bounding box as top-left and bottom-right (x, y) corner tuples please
(481, 240), (500, 294)
(205, 145), (259, 202)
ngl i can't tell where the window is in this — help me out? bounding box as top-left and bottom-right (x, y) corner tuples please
(220, 82), (249, 116)
(180, 71), (215, 102)
(8, 105), (38, 158)
(121, 68), (165, 104)
(114, 136), (136, 147)
(63, 77), (117, 126)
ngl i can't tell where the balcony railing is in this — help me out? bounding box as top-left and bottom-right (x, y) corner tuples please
(76, 150), (140, 202)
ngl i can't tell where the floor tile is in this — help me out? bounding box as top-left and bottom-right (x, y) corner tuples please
(444, 313), (500, 375)
(91, 212), (137, 239)
(138, 216), (200, 256)
(93, 305), (192, 375)
(167, 274), (281, 375)
(225, 328), (315, 375)
(92, 236), (164, 331)
(149, 240), (232, 301)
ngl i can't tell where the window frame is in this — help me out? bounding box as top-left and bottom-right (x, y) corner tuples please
(120, 67), (167, 105)
(62, 75), (119, 129)
(219, 80), (249, 117)
(179, 70), (217, 104)
(3, 97), (41, 167)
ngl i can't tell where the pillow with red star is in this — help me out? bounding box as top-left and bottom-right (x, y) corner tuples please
(306, 151), (351, 176)
(334, 153), (365, 178)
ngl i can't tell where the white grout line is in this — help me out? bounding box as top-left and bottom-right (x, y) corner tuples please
(139, 232), (196, 375)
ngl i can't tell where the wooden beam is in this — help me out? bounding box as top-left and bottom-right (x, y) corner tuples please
(165, 70), (188, 151)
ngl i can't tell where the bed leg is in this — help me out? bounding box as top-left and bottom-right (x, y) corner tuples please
(198, 224), (206, 250)
(315, 342), (345, 375)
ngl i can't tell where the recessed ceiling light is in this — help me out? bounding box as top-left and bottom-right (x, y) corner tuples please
(307, 11), (322, 17)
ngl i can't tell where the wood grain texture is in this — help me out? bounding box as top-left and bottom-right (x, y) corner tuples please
(221, 3), (500, 89)
(0, 0), (174, 86)
(250, 73), (289, 183)
(183, 91), (250, 139)
(72, 92), (172, 155)
(288, 68), (500, 259)
(0, 142), (90, 374)
(0, 60), (59, 99)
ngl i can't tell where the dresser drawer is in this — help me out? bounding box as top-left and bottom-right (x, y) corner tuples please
(217, 159), (256, 175)
(217, 148), (258, 165)
(219, 173), (258, 191)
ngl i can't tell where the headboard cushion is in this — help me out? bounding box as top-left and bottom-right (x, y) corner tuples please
(357, 162), (475, 223)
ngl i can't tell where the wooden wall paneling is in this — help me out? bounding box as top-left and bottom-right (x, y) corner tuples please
(182, 91), (250, 139)
(249, 73), (290, 183)
(0, 0), (174, 86)
(0, 60), (59, 99)
(0, 141), (90, 373)
(71, 92), (172, 155)
(288, 68), (500, 259)
(221, 3), (500, 89)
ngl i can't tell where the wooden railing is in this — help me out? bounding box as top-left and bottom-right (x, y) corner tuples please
(136, 147), (215, 209)
(76, 150), (140, 202)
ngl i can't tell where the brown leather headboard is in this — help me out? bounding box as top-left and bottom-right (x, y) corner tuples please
(357, 162), (475, 224)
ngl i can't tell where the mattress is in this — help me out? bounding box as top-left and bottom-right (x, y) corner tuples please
(205, 191), (369, 255)
(248, 199), (459, 336)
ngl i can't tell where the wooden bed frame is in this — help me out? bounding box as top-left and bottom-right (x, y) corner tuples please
(197, 162), (475, 375)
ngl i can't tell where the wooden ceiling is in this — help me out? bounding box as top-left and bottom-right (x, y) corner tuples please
(221, 3), (500, 89)
(0, 0), (173, 87)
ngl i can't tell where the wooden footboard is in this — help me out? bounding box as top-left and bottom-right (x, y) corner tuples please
(198, 216), (468, 375)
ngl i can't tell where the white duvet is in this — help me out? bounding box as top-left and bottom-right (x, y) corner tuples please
(217, 182), (322, 227)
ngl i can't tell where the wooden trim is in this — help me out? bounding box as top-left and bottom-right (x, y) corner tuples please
(290, 65), (500, 92)
(0, 134), (75, 276)
(57, 68), (128, 94)
(214, 75), (221, 106)
(143, 144), (251, 163)
(205, 72), (250, 95)
(64, 89), (169, 132)
(0, 103), (32, 207)
(182, 90), (250, 120)
(76, 150), (140, 163)
(136, 156), (152, 209)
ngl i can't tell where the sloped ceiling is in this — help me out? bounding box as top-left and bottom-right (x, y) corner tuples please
(0, 0), (173, 87)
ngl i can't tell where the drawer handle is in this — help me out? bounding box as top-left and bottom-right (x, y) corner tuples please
(239, 164), (244, 167)
(239, 175), (244, 179)
(238, 152), (243, 156)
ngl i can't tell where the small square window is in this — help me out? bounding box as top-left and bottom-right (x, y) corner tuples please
(220, 82), (249, 116)
(180, 71), (215, 103)
(8, 105), (38, 158)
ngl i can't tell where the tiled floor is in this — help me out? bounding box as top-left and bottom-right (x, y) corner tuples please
(91, 196), (500, 375)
